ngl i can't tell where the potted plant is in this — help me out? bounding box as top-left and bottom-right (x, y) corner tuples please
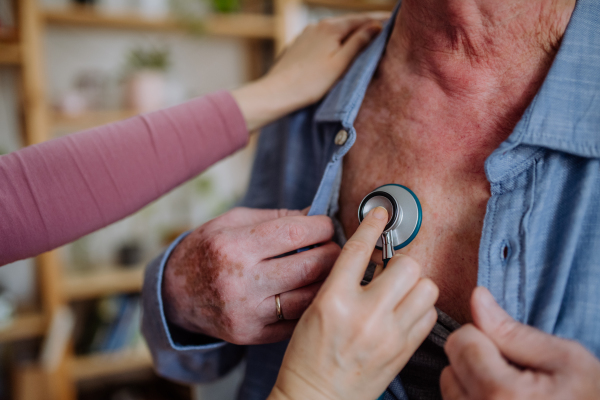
(124, 46), (170, 113)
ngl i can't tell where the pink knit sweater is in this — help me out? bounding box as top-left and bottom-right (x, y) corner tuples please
(0, 91), (248, 266)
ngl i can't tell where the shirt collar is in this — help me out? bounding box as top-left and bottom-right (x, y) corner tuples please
(315, 0), (600, 159)
(314, 1), (401, 128)
(509, 0), (600, 158)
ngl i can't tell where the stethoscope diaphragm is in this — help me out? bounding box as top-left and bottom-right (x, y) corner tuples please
(358, 184), (422, 265)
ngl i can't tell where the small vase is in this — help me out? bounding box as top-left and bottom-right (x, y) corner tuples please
(126, 70), (166, 113)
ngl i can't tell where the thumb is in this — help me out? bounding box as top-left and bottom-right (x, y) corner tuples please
(471, 287), (568, 372)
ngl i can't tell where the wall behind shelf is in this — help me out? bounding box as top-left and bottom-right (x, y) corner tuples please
(42, 25), (254, 269)
(44, 26), (248, 109)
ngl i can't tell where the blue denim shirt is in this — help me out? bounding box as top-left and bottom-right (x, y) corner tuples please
(142, 1), (600, 398)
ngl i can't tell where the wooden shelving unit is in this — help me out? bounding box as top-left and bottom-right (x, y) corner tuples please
(44, 8), (180, 31)
(0, 43), (21, 65)
(304, 0), (395, 11)
(0, 313), (46, 343)
(69, 346), (152, 382)
(203, 13), (276, 39)
(44, 8), (276, 39)
(62, 266), (145, 301)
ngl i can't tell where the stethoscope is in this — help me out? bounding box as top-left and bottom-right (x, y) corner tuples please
(358, 184), (422, 267)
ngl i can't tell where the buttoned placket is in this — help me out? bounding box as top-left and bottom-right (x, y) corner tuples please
(479, 141), (544, 323)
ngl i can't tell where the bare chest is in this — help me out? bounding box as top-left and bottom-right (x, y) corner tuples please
(338, 86), (500, 323)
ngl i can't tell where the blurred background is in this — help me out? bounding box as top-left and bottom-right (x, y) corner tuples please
(0, 0), (394, 399)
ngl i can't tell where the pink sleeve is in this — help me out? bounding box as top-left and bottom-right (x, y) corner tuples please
(0, 90), (248, 266)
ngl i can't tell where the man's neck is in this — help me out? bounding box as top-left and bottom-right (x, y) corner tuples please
(367, 0), (576, 169)
(393, 0), (575, 91)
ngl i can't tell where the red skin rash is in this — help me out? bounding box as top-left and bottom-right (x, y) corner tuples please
(338, 0), (575, 324)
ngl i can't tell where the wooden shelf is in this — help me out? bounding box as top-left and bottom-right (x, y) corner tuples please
(0, 28), (18, 42)
(303, 0), (395, 11)
(0, 43), (21, 65)
(51, 110), (139, 134)
(203, 13), (276, 39)
(62, 266), (145, 301)
(69, 346), (152, 381)
(43, 8), (276, 39)
(0, 313), (46, 343)
(44, 8), (180, 32)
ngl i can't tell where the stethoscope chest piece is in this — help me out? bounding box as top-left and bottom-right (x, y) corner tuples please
(358, 184), (422, 260)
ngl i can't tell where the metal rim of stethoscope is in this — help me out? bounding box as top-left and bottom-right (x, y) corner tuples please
(358, 184), (423, 251)
(357, 191), (400, 232)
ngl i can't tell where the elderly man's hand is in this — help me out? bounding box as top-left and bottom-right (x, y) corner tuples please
(162, 207), (341, 345)
(441, 287), (600, 400)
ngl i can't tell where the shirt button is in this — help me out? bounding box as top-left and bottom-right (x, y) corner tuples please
(334, 129), (348, 146)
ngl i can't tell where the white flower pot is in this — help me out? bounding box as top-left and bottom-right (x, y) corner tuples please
(126, 70), (166, 113)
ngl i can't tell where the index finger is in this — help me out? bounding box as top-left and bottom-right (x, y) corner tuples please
(326, 206), (388, 286)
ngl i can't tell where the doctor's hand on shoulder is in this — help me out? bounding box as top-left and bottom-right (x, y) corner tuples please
(231, 12), (387, 131)
(440, 287), (600, 400)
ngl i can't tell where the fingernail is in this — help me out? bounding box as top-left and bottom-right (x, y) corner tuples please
(372, 206), (388, 221)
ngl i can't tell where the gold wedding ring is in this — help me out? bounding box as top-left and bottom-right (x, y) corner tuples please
(275, 294), (284, 321)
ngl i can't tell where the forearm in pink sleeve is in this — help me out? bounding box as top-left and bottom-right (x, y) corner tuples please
(0, 91), (248, 266)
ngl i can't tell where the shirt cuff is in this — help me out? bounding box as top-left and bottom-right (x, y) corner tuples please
(156, 231), (227, 350)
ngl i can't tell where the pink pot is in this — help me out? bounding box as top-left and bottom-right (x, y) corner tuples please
(126, 70), (166, 113)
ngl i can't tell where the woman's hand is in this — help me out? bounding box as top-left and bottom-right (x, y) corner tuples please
(269, 207), (439, 400)
(232, 13), (387, 131)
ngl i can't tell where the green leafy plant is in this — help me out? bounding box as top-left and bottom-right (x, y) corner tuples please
(126, 47), (170, 72)
(211, 0), (239, 13)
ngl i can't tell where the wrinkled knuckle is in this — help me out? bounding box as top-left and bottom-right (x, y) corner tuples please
(286, 223), (307, 247)
(343, 239), (371, 256)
